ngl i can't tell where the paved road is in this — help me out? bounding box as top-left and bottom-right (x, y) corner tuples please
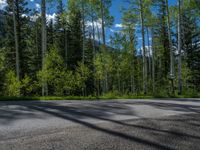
(0, 99), (200, 150)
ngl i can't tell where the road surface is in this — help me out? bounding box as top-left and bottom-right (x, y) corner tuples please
(0, 98), (200, 150)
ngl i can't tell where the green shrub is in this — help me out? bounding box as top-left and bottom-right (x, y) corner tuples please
(4, 70), (21, 97)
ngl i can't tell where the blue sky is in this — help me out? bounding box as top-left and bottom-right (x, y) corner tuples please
(109, 0), (177, 48)
(110, 0), (176, 26)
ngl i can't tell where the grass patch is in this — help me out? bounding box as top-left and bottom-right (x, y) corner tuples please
(0, 93), (199, 101)
(0, 96), (98, 101)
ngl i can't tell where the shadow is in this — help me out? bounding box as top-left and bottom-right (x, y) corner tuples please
(0, 103), (45, 125)
(26, 104), (173, 150)
(153, 98), (200, 103)
(0, 100), (200, 149)
(150, 101), (200, 113)
(122, 100), (200, 114)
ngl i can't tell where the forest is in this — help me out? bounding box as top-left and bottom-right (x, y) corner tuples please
(0, 0), (199, 98)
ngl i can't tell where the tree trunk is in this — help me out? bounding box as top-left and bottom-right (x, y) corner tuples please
(151, 28), (155, 94)
(41, 0), (47, 96)
(100, 0), (106, 45)
(64, 29), (68, 66)
(117, 70), (120, 92)
(139, 0), (147, 95)
(147, 28), (151, 81)
(128, 26), (135, 94)
(12, 0), (20, 81)
(91, 7), (96, 94)
(82, 0), (85, 63)
(166, 0), (175, 95)
(178, 0), (182, 95)
(100, 0), (108, 94)
(96, 22), (101, 46)
(91, 13), (96, 57)
(81, 0), (86, 96)
(64, 1), (68, 67)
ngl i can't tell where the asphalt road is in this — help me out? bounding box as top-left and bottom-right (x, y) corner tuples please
(0, 98), (200, 150)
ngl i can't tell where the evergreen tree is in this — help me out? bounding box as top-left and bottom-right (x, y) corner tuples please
(54, 0), (66, 60)
(150, 0), (171, 95)
(181, 0), (200, 91)
(66, 0), (83, 70)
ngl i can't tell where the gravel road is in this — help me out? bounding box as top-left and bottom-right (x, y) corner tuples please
(0, 99), (200, 150)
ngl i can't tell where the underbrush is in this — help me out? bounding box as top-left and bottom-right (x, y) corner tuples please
(0, 92), (199, 101)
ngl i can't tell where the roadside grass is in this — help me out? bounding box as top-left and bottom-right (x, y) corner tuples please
(0, 93), (199, 101)
(0, 96), (98, 101)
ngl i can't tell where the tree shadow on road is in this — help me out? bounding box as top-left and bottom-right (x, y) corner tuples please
(0, 100), (200, 149)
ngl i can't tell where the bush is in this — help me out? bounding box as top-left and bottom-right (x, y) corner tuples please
(37, 47), (66, 96)
(36, 47), (91, 96)
(4, 70), (21, 97)
(21, 75), (36, 96)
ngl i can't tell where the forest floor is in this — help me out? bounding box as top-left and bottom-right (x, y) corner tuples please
(0, 99), (200, 150)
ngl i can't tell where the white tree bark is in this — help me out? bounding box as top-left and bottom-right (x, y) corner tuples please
(12, 0), (20, 81)
(41, 0), (47, 96)
(166, 0), (175, 95)
(100, 0), (106, 45)
(139, 0), (147, 95)
(151, 28), (155, 94)
(178, 0), (182, 95)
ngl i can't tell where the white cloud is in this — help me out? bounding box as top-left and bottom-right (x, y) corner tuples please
(22, 14), (28, 17)
(86, 18), (102, 29)
(106, 39), (111, 43)
(84, 19), (103, 41)
(110, 29), (115, 32)
(30, 14), (39, 22)
(0, 0), (7, 9)
(140, 46), (152, 57)
(30, 13), (57, 24)
(115, 23), (123, 28)
(110, 28), (122, 34)
(138, 37), (152, 41)
(30, 0), (34, 2)
(35, 3), (41, 10)
(115, 23), (139, 29)
(46, 13), (57, 23)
